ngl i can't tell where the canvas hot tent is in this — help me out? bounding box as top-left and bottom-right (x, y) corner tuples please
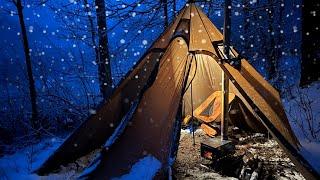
(36, 3), (319, 180)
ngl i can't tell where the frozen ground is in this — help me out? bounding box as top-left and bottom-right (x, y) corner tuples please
(283, 82), (320, 173)
(173, 129), (305, 180)
(0, 130), (306, 180)
(0, 82), (319, 179)
(0, 138), (64, 179)
(114, 155), (161, 180)
(0, 137), (100, 179)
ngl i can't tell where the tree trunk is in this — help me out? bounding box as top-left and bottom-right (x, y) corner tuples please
(83, 0), (99, 65)
(242, 0), (250, 55)
(300, 0), (320, 86)
(275, 0), (285, 88)
(15, 0), (39, 130)
(163, 0), (169, 28)
(266, 0), (277, 79)
(173, 0), (176, 17)
(83, 0), (102, 92)
(95, 0), (112, 100)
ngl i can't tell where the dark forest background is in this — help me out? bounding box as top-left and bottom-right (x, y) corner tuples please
(0, 0), (319, 153)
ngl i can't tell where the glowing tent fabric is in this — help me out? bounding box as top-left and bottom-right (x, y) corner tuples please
(35, 3), (318, 180)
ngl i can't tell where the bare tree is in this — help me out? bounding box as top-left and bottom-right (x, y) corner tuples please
(13, 0), (39, 130)
(242, 0), (250, 55)
(95, 0), (112, 100)
(287, 89), (320, 142)
(162, 0), (169, 28)
(173, 0), (176, 17)
(300, 0), (320, 86)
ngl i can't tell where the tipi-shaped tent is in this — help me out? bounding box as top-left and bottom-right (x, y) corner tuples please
(36, 3), (319, 179)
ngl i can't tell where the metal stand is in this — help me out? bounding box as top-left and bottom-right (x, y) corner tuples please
(200, 0), (236, 161)
(221, 0), (232, 141)
(221, 73), (229, 141)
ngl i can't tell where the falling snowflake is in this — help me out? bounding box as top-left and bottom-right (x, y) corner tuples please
(142, 40), (148, 45)
(89, 109), (97, 114)
(28, 26), (34, 33)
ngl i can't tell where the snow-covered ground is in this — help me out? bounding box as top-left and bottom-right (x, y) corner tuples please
(283, 82), (320, 173)
(0, 82), (319, 179)
(114, 155), (161, 180)
(0, 138), (63, 179)
(0, 137), (162, 180)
